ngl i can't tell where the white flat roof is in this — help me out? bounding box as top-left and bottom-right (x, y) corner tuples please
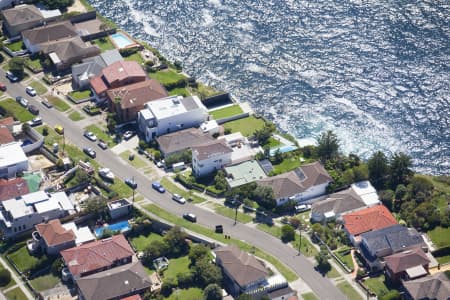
(2, 198), (34, 219)
(218, 132), (245, 144)
(146, 96), (187, 119)
(139, 108), (154, 120)
(63, 222), (95, 245)
(351, 181), (380, 206)
(0, 142), (27, 168)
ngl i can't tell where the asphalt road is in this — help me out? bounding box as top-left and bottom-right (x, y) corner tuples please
(0, 70), (347, 300)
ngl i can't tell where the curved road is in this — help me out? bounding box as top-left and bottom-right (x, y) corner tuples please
(0, 71), (347, 300)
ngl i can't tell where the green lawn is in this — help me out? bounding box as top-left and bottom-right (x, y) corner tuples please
(168, 87), (190, 97)
(163, 256), (191, 281)
(0, 264), (16, 290)
(436, 255), (450, 264)
(130, 232), (164, 251)
(93, 37), (115, 52)
(291, 233), (318, 257)
(334, 248), (355, 272)
(120, 150), (147, 169)
(47, 96), (70, 112)
(124, 52), (144, 65)
(364, 275), (391, 298)
(266, 137), (282, 148)
(4, 287), (27, 300)
(336, 281), (363, 300)
(209, 105), (244, 120)
(160, 177), (206, 204)
(326, 266), (341, 278)
(29, 273), (60, 292)
(0, 99), (34, 122)
(428, 226), (450, 248)
(36, 125), (63, 147)
(192, 82), (222, 98)
(257, 223), (281, 238)
(7, 246), (44, 273)
(301, 293), (319, 300)
(109, 179), (133, 198)
(68, 110), (85, 121)
(165, 287), (203, 300)
(149, 69), (186, 86)
(68, 90), (92, 100)
(272, 157), (303, 175)
(84, 124), (116, 147)
(28, 80), (47, 95)
(25, 57), (43, 71)
(142, 203), (298, 282)
(5, 40), (24, 52)
(213, 204), (253, 224)
(223, 116), (266, 136)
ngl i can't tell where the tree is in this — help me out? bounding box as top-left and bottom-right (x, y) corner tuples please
(84, 196), (108, 219)
(409, 176), (434, 199)
(316, 130), (340, 161)
(51, 257), (63, 276)
(189, 244), (210, 265)
(368, 151), (389, 189)
(142, 240), (169, 265)
(281, 225), (295, 243)
(42, 0), (75, 10)
(106, 113), (117, 133)
(315, 250), (331, 274)
(352, 164), (369, 182)
(192, 258), (222, 287)
(0, 269), (11, 287)
(8, 57), (25, 78)
(237, 295), (253, 300)
(160, 276), (176, 297)
(254, 123), (276, 145)
(214, 170), (227, 191)
(177, 272), (193, 288)
(163, 226), (189, 257)
(253, 185), (276, 209)
(203, 283), (222, 300)
(389, 152), (412, 187)
(378, 189), (394, 211)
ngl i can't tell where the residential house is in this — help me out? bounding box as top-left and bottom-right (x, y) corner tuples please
(22, 21), (100, 70)
(108, 80), (168, 123)
(257, 162), (332, 206)
(71, 49), (123, 89)
(156, 127), (215, 158)
(76, 260), (151, 300)
(60, 234), (134, 279)
(192, 140), (233, 177)
(0, 178), (29, 201)
(214, 244), (269, 296)
(90, 60), (147, 104)
(384, 248), (430, 282)
(359, 224), (427, 271)
(0, 142), (28, 179)
(138, 95), (208, 142)
(1, 4), (44, 37)
(0, 191), (75, 238)
(342, 205), (397, 245)
(35, 219), (76, 255)
(0, 127), (14, 144)
(107, 198), (132, 219)
(402, 272), (450, 300)
(311, 181), (381, 223)
(218, 132), (262, 165)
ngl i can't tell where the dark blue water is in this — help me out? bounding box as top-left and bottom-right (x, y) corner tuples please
(89, 0), (450, 174)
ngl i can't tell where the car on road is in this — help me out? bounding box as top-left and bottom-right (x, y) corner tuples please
(28, 105), (39, 115)
(54, 125), (64, 135)
(41, 99), (53, 108)
(152, 182), (165, 193)
(25, 86), (37, 96)
(123, 131), (135, 140)
(83, 147), (96, 158)
(84, 131), (97, 141)
(156, 160), (165, 168)
(172, 193), (186, 204)
(16, 96), (28, 107)
(0, 83), (6, 91)
(27, 117), (42, 127)
(98, 139), (108, 150)
(125, 178), (137, 189)
(183, 213), (197, 222)
(5, 71), (18, 82)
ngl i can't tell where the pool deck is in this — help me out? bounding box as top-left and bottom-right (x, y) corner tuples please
(109, 31), (141, 49)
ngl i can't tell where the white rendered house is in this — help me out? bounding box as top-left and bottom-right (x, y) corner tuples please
(0, 142), (28, 179)
(137, 95), (208, 143)
(192, 140), (233, 178)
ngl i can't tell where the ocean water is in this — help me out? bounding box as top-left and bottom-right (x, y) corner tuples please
(89, 0), (450, 175)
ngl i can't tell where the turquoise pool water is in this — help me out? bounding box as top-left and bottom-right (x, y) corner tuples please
(95, 220), (130, 237)
(110, 32), (134, 48)
(270, 145), (298, 156)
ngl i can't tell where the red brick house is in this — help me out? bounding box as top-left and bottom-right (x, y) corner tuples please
(384, 248), (430, 282)
(0, 178), (29, 201)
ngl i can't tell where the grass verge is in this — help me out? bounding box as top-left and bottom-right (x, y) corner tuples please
(28, 80), (47, 95)
(68, 110), (85, 121)
(301, 293), (319, 300)
(4, 286), (27, 300)
(0, 99), (34, 122)
(336, 281), (363, 300)
(223, 116), (266, 136)
(47, 96), (70, 112)
(213, 204), (253, 224)
(160, 177), (206, 204)
(84, 124), (116, 147)
(120, 150), (147, 169)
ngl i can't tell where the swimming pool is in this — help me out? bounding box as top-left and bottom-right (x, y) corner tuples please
(110, 32), (135, 49)
(95, 220), (131, 237)
(269, 145), (298, 156)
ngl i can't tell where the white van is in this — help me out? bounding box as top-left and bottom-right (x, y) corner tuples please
(172, 162), (186, 172)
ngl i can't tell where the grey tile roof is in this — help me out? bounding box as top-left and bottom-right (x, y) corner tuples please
(22, 21), (77, 45)
(76, 260), (151, 300)
(157, 128), (214, 155)
(192, 140), (232, 160)
(100, 49), (123, 65)
(312, 188), (366, 215)
(403, 272), (450, 300)
(40, 36), (100, 64)
(2, 5), (43, 26)
(72, 56), (106, 80)
(361, 225), (425, 256)
(180, 96), (199, 110)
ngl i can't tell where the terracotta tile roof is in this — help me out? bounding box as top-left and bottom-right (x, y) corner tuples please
(102, 61), (146, 86)
(384, 248), (430, 274)
(192, 140), (232, 161)
(61, 234), (134, 277)
(106, 79), (168, 110)
(258, 162), (332, 199)
(35, 219), (75, 247)
(121, 295), (142, 300)
(214, 244), (268, 288)
(343, 205), (397, 236)
(0, 127), (14, 144)
(0, 178), (29, 201)
(0, 117), (15, 126)
(89, 75), (108, 94)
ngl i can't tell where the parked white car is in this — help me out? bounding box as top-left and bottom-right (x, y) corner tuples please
(25, 86), (37, 96)
(172, 193), (186, 204)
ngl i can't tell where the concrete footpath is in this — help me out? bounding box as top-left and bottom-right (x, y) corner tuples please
(0, 256), (34, 300)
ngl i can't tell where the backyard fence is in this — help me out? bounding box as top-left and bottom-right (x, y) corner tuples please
(216, 112), (250, 125)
